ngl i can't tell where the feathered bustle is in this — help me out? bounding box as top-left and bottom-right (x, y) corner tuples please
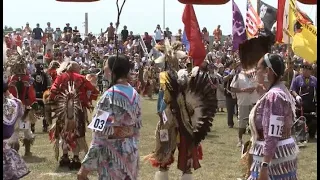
(165, 69), (217, 145)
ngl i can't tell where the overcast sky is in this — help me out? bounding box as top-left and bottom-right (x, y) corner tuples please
(3, 0), (316, 35)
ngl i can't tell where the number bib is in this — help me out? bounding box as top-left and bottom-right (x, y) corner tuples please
(268, 114), (284, 137)
(19, 121), (30, 130)
(162, 111), (168, 124)
(159, 129), (169, 142)
(88, 111), (110, 132)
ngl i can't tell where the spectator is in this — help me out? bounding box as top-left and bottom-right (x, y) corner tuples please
(23, 22), (32, 38)
(230, 66), (259, 147)
(53, 27), (62, 42)
(45, 22), (54, 38)
(121, 25), (129, 42)
(32, 23), (44, 51)
(213, 25), (222, 42)
(202, 27), (210, 45)
(164, 27), (172, 41)
(154, 24), (163, 43)
(105, 22), (115, 43)
(64, 23), (72, 33)
(143, 32), (153, 53)
(223, 60), (238, 128)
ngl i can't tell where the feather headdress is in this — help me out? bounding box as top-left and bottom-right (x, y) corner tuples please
(154, 39), (187, 71)
(5, 47), (28, 75)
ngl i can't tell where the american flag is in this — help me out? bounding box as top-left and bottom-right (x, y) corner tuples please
(245, 0), (263, 38)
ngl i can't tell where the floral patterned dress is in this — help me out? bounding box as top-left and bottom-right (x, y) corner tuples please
(3, 97), (30, 180)
(81, 84), (141, 180)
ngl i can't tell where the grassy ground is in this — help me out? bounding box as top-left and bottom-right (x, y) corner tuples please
(20, 98), (317, 180)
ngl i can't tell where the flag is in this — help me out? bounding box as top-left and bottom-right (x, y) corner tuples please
(289, 0), (317, 63)
(258, 1), (277, 31)
(275, 0), (293, 43)
(245, 0), (263, 38)
(182, 31), (190, 52)
(232, 0), (247, 51)
(182, 4), (206, 66)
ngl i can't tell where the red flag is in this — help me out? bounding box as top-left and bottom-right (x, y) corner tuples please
(182, 4), (206, 66)
(275, 0), (289, 43)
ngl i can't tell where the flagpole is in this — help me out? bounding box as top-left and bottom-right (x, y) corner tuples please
(315, 6), (317, 26)
(256, 0), (262, 35)
(163, 0), (166, 29)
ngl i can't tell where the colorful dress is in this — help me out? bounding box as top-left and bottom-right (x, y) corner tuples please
(81, 84), (141, 180)
(247, 83), (298, 180)
(3, 97), (30, 180)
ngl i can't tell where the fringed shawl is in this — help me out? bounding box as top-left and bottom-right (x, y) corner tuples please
(96, 84), (141, 136)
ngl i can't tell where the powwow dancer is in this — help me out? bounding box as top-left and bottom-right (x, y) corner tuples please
(77, 55), (141, 180)
(42, 60), (60, 126)
(240, 54), (299, 180)
(32, 62), (52, 132)
(47, 60), (60, 82)
(6, 47), (38, 156)
(145, 40), (218, 180)
(3, 80), (30, 180)
(47, 61), (99, 169)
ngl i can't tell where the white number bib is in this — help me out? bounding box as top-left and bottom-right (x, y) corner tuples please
(19, 121), (30, 130)
(268, 115), (284, 137)
(159, 129), (169, 142)
(162, 111), (168, 124)
(88, 111), (110, 132)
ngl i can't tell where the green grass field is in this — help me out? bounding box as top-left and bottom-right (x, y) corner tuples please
(20, 98), (317, 180)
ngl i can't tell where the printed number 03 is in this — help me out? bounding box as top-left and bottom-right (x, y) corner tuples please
(94, 118), (105, 129)
(270, 124), (283, 136)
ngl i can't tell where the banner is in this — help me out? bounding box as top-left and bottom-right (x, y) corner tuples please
(289, 0), (317, 63)
(232, 0), (247, 51)
(258, 1), (277, 31)
(182, 4), (206, 66)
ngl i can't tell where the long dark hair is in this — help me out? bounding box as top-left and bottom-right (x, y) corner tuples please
(107, 55), (133, 87)
(262, 53), (285, 90)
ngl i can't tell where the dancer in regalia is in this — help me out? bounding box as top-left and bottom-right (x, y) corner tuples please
(3, 80), (30, 180)
(77, 55), (141, 180)
(241, 54), (298, 180)
(6, 47), (38, 156)
(146, 39), (218, 180)
(3, 44), (30, 179)
(47, 61), (99, 169)
(32, 62), (52, 132)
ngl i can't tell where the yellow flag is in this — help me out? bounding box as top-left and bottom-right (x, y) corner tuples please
(289, 0), (317, 63)
(292, 28), (317, 63)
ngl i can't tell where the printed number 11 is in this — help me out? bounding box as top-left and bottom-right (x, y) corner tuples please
(270, 124), (282, 135)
